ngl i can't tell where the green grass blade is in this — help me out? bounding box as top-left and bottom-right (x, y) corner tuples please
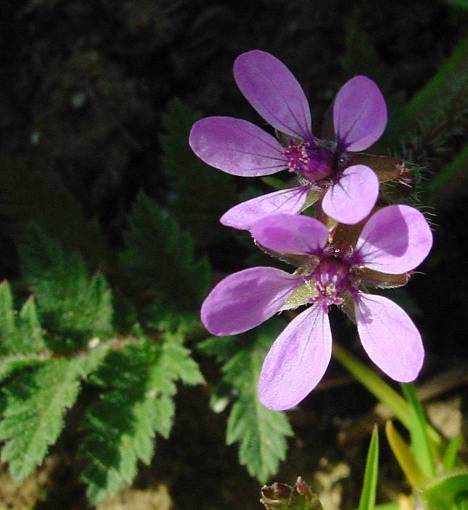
(401, 383), (436, 478)
(442, 434), (463, 471)
(385, 421), (427, 490)
(358, 425), (379, 510)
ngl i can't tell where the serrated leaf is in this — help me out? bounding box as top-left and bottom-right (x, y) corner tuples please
(0, 282), (16, 349)
(81, 341), (169, 503)
(227, 394), (292, 483)
(358, 426), (379, 510)
(159, 331), (204, 386)
(0, 358), (84, 480)
(0, 281), (46, 355)
(19, 224), (113, 348)
(122, 192), (211, 313)
(81, 334), (202, 503)
(198, 335), (240, 363)
(142, 305), (202, 336)
(204, 320), (293, 483)
(160, 98), (237, 246)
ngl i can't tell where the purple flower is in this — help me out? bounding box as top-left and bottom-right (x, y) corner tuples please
(201, 205), (433, 411)
(189, 49), (389, 228)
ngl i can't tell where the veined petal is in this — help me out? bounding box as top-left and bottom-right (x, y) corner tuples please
(251, 213), (329, 256)
(322, 165), (378, 224)
(220, 185), (309, 231)
(333, 76), (387, 151)
(234, 50), (312, 140)
(258, 304), (332, 411)
(355, 292), (424, 382)
(201, 267), (301, 336)
(189, 116), (287, 177)
(355, 205), (433, 274)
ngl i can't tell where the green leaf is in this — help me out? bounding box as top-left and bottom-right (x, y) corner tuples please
(158, 331), (205, 386)
(0, 281), (46, 355)
(0, 358), (85, 480)
(227, 394), (292, 483)
(160, 98), (237, 246)
(20, 225), (113, 348)
(198, 335), (240, 364)
(358, 425), (379, 510)
(122, 192), (211, 312)
(401, 383), (436, 479)
(201, 320), (293, 483)
(443, 434), (463, 471)
(81, 334), (202, 503)
(385, 421), (427, 490)
(421, 471), (468, 510)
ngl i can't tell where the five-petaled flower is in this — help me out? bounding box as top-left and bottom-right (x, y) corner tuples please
(190, 49), (389, 229)
(201, 206), (432, 411)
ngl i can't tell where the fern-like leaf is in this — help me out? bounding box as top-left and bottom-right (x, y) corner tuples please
(122, 192), (211, 312)
(19, 225), (113, 348)
(0, 281), (46, 355)
(81, 333), (203, 503)
(0, 357), (88, 480)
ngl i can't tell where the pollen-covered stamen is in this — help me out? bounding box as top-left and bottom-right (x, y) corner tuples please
(310, 257), (352, 310)
(282, 139), (333, 181)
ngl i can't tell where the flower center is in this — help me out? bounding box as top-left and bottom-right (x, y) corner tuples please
(282, 140), (333, 181)
(311, 257), (351, 308)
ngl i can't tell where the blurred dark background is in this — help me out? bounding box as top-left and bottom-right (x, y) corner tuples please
(0, 1), (467, 508)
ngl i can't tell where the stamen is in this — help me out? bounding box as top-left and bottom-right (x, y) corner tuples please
(282, 140), (333, 181)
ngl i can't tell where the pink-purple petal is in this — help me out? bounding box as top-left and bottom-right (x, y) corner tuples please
(258, 304), (332, 411)
(355, 292), (424, 382)
(333, 76), (387, 152)
(355, 205), (433, 274)
(321, 165), (378, 224)
(251, 213), (329, 255)
(189, 116), (287, 177)
(220, 186), (310, 231)
(233, 50), (312, 140)
(201, 267), (301, 336)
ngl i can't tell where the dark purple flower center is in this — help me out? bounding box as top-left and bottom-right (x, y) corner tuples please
(309, 257), (353, 309)
(282, 140), (334, 181)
